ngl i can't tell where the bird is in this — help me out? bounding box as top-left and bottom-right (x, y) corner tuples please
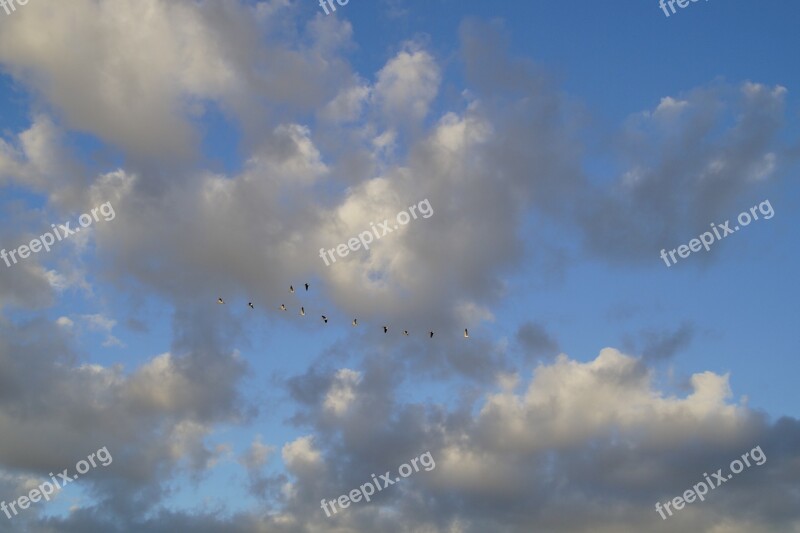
(352, 319), (358, 326)
(429, 331), (434, 338)
(217, 298), (225, 304)
(464, 328), (469, 338)
(300, 307), (305, 316)
(383, 326), (388, 333)
(289, 285), (295, 293)
(403, 330), (409, 336)
(248, 302), (255, 309)
(304, 283), (309, 291)
(321, 315), (328, 323)
(280, 304), (287, 311)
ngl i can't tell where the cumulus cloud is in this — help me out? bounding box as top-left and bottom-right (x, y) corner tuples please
(0, 314), (248, 530)
(0, 0), (356, 159)
(0, 3), (796, 532)
(260, 349), (799, 532)
(372, 42), (441, 127)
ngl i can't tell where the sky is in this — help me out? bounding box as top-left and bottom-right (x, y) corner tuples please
(0, 0), (798, 532)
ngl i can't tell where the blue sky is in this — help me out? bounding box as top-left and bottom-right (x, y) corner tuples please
(0, 1), (798, 532)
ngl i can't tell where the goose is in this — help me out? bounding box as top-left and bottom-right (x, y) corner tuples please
(429, 331), (434, 338)
(403, 330), (409, 336)
(280, 304), (287, 311)
(305, 283), (309, 291)
(217, 298), (225, 304)
(248, 302), (255, 309)
(300, 307), (305, 316)
(464, 328), (469, 338)
(289, 285), (295, 293)
(352, 319), (358, 326)
(383, 326), (388, 333)
(321, 315), (328, 323)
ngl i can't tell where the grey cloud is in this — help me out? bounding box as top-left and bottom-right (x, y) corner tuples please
(516, 321), (559, 361)
(580, 83), (789, 263)
(0, 315), (249, 525)
(622, 321), (695, 362)
(173, 348), (800, 533)
(0, 4), (796, 533)
(0, 0), (357, 160)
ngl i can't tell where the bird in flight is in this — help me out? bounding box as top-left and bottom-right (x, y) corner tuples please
(219, 287), (473, 340)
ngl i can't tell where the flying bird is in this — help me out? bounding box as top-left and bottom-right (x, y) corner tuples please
(289, 285), (295, 293)
(429, 331), (434, 338)
(383, 326), (388, 333)
(464, 328), (469, 338)
(403, 330), (409, 336)
(304, 283), (309, 291)
(280, 304), (287, 311)
(321, 315), (328, 323)
(217, 298), (225, 304)
(248, 302), (255, 309)
(300, 307), (305, 316)
(352, 319), (358, 326)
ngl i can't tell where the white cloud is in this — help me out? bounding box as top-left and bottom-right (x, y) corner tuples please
(81, 313), (116, 332)
(321, 83), (371, 123)
(323, 368), (362, 416)
(282, 436), (323, 474)
(373, 43), (441, 126)
(478, 348), (746, 451)
(239, 435), (276, 470)
(56, 316), (74, 329)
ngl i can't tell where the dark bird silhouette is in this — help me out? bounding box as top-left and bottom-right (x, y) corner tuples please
(236, 284), (475, 341)
(217, 298), (225, 304)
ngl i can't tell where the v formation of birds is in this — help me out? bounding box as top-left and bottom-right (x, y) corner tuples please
(219, 285), (469, 339)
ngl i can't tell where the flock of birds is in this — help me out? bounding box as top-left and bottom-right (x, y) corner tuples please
(217, 283), (469, 339)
